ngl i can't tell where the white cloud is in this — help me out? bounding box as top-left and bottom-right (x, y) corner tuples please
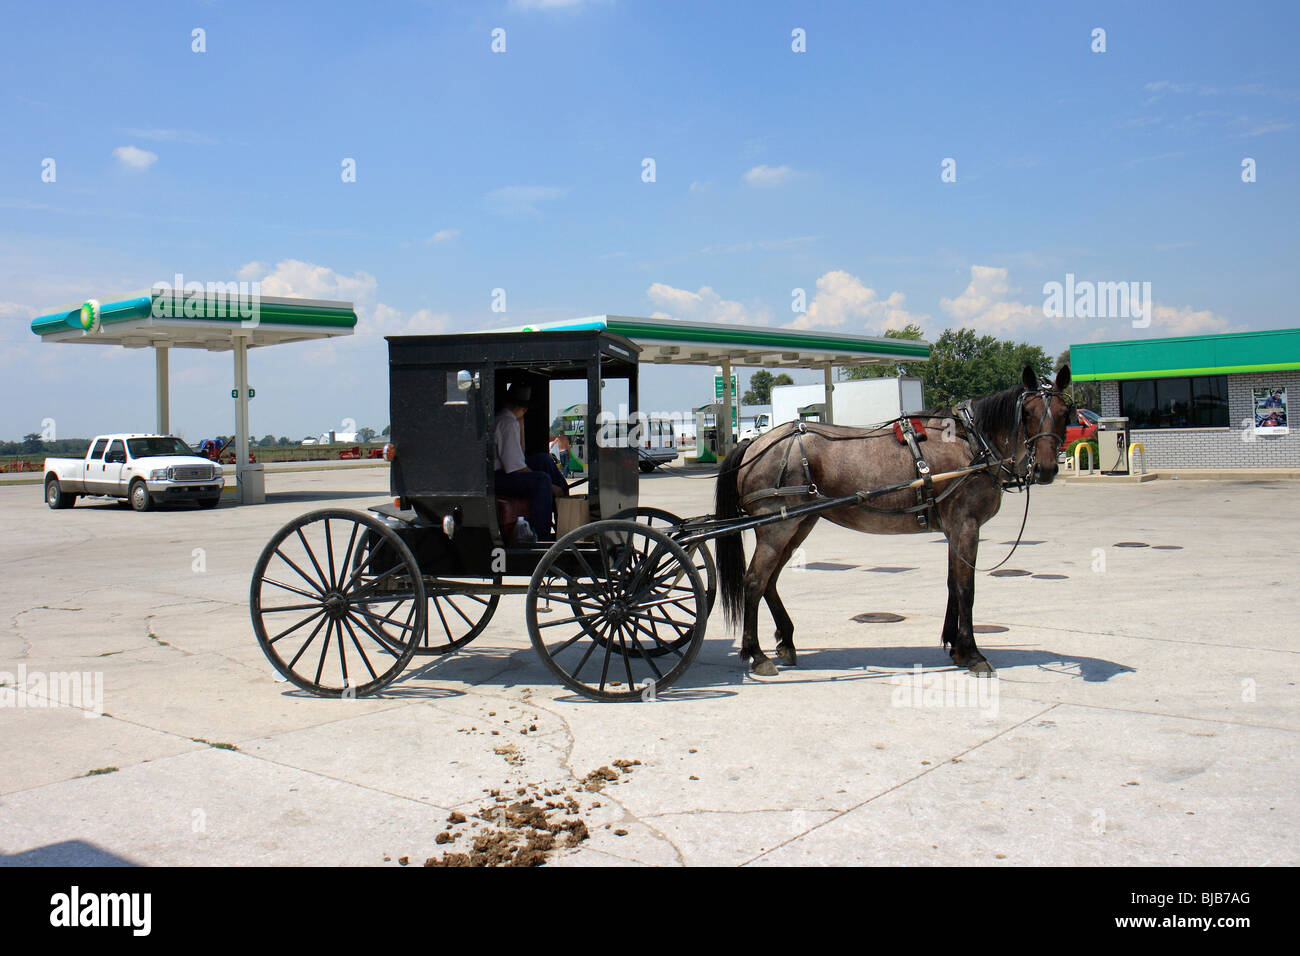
(940, 264), (1241, 342)
(484, 185), (569, 216)
(787, 270), (928, 333)
(939, 265), (1041, 336)
(1146, 304), (1239, 336)
(426, 229), (460, 243)
(743, 164), (795, 187)
(233, 259), (447, 339)
(688, 180), (713, 193)
(112, 145), (158, 170)
(646, 282), (771, 325)
(239, 259), (378, 304)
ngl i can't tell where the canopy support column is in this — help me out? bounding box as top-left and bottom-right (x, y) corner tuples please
(155, 346), (170, 434)
(720, 356), (734, 459)
(823, 363), (835, 425)
(233, 336), (264, 504)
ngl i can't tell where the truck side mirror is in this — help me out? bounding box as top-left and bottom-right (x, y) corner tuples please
(456, 370), (479, 392)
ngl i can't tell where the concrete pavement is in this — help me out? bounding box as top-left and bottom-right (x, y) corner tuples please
(1, 467), (1295, 866)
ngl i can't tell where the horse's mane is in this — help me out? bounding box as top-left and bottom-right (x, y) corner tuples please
(921, 382), (1028, 438)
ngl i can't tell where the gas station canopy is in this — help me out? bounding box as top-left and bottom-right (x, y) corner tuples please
(519, 314), (929, 369)
(30, 289), (357, 503)
(517, 314), (931, 458)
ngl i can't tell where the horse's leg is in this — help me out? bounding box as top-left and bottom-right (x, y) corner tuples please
(769, 517), (817, 665)
(741, 525), (790, 677)
(945, 518), (994, 676)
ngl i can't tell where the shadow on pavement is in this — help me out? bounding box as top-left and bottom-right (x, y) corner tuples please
(0, 840), (138, 867)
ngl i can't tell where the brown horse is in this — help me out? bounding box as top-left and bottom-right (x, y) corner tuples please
(715, 365), (1073, 677)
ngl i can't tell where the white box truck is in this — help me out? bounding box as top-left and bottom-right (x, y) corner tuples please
(768, 377), (925, 431)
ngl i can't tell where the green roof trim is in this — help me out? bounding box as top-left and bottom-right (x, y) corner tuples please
(1070, 327), (1300, 381)
(602, 317), (929, 357)
(518, 314), (930, 361)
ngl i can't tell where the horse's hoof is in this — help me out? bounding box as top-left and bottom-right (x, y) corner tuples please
(968, 660), (996, 677)
(775, 645), (797, 665)
(751, 660), (779, 677)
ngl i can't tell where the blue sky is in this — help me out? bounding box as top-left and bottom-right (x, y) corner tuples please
(2, 0), (1297, 440)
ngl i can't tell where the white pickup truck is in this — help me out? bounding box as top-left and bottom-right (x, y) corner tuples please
(44, 434), (224, 511)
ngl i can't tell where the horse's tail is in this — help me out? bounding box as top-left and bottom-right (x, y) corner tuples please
(715, 440), (751, 632)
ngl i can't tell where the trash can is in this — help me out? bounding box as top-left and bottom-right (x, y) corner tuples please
(237, 463), (266, 504)
(1098, 417), (1129, 474)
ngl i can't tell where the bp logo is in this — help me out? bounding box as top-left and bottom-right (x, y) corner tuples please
(79, 299), (101, 332)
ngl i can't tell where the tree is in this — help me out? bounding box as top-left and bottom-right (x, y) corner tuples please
(259, 434), (277, 447)
(919, 328), (1052, 408)
(357, 426), (377, 443)
(845, 326), (1052, 407)
(381, 424), (391, 437)
(21, 433), (42, 454)
(1056, 348), (1100, 411)
(744, 370), (793, 405)
(844, 325), (926, 381)
(279, 436), (292, 446)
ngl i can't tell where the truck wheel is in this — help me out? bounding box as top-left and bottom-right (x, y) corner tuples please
(129, 480), (153, 512)
(45, 477), (74, 509)
(639, 461), (655, 473)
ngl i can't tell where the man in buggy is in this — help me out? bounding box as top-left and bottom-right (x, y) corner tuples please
(493, 383), (570, 541)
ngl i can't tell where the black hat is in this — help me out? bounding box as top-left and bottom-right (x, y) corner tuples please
(505, 383), (532, 406)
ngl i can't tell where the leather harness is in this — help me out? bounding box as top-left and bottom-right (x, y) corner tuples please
(735, 387), (1068, 531)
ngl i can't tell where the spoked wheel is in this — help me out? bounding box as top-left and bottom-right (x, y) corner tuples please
(348, 531), (500, 655)
(611, 506), (717, 657)
(250, 509), (426, 698)
(420, 578), (500, 654)
(526, 519), (707, 702)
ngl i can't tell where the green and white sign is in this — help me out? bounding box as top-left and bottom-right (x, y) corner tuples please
(714, 373), (738, 400)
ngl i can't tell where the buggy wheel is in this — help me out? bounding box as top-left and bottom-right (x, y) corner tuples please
(250, 509), (426, 698)
(420, 578), (501, 654)
(347, 532), (500, 655)
(611, 506), (717, 656)
(526, 519), (707, 702)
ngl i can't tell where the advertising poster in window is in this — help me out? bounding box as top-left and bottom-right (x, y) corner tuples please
(1253, 387), (1288, 435)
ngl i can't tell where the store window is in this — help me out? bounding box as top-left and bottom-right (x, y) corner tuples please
(1120, 375), (1229, 428)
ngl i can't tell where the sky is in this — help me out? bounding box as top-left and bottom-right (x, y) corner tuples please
(1, 0), (1297, 441)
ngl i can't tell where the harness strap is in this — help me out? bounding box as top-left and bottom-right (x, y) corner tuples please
(899, 417), (936, 531)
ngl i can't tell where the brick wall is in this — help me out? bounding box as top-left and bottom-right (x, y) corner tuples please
(1097, 371), (1300, 468)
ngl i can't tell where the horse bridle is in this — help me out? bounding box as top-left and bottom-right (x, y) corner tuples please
(1013, 383), (1074, 483)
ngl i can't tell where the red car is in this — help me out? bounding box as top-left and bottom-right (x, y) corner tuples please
(1064, 408), (1100, 447)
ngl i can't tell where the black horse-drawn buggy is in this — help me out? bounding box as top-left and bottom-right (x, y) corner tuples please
(250, 329), (719, 701)
(250, 327), (1075, 701)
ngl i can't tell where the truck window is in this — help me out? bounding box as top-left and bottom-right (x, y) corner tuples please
(90, 439), (109, 460)
(105, 440), (126, 464)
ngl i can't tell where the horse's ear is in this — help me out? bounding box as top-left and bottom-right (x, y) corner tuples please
(1055, 364), (1072, 390)
(1021, 366), (1038, 391)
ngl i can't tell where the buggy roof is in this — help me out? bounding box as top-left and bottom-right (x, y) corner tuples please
(386, 328), (640, 378)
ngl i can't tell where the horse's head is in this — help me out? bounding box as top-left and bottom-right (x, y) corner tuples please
(1017, 364), (1073, 485)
